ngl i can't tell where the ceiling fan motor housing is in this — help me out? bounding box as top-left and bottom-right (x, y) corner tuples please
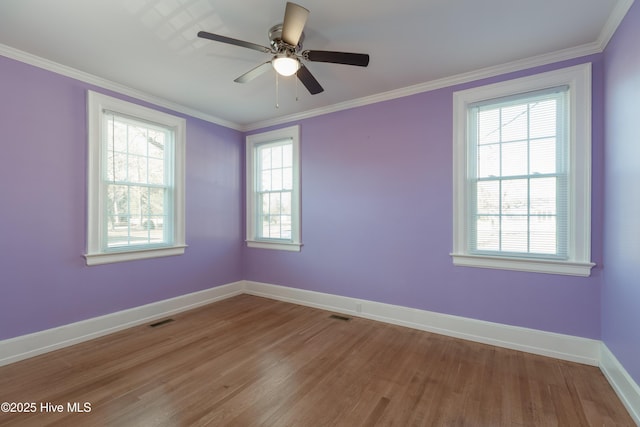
(269, 24), (304, 53)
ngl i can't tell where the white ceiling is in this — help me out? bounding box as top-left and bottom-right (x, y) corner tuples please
(0, 0), (632, 129)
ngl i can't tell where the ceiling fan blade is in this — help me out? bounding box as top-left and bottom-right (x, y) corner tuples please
(197, 31), (271, 53)
(297, 64), (323, 95)
(281, 2), (309, 46)
(305, 50), (370, 67)
(234, 61), (272, 83)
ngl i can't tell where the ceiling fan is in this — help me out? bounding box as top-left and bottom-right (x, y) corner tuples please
(197, 2), (370, 95)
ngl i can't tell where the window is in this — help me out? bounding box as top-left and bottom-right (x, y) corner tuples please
(452, 64), (594, 276)
(246, 125), (301, 251)
(85, 91), (186, 266)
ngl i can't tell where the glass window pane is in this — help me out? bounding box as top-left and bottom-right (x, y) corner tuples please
(128, 186), (143, 222)
(478, 109), (500, 145)
(478, 144), (500, 178)
(476, 215), (499, 251)
(271, 145), (283, 168)
(148, 130), (165, 159)
(269, 193), (282, 216)
(112, 120), (127, 152)
(106, 184), (129, 223)
(477, 181), (499, 214)
(501, 104), (528, 142)
(128, 227), (151, 245)
(260, 170), (271, 191)
(281, 191), (291, 215)
(283, 167), (293, 190)
(148, 158), (164, 185)
(257, 192), (267, 237)
(530, 216), (556, 254)
(502, 179), (528, 214)
(128, 127), (147, 155)
(501, 216), (528, 252)
(107, 225), (130, 247)
(260, 146), (271, 170)
(529, 138), (556, 175)
(530, 177), (556, 215)
(149, 188), (165, 215)
(529, 99), (556, 139)
(282, 144), (293, 167)
(501, 141), (528, 177)
(111, 153), (127, 181)
(260, 193), (270, 217)
(107, 184), (130, 248)
(280, 215), (292, 239)
(255, 190), (293, 240)
(106, 151), (115, 181)
(127, 155), (147, 184)
(272, 168), (283, 191)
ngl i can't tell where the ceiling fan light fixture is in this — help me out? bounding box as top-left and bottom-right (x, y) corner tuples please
(272, 55), (300, 76)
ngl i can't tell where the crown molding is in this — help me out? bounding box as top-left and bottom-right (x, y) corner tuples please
(2, 0), (633, 134)
(243, 41), (603, 131)
(244, 1), (636, 132)
(597, 0), (635, 50)
(0, 43), (242, 131)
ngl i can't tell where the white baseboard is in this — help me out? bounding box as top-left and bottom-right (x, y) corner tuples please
(0, 281), (244, 366)
(243, 280), (601, 366)
(2, 279), (638, 424)
(600, 344), (640, 425)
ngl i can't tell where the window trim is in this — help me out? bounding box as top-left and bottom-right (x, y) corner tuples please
(451, 63), (595, 276)
(246, 125), (301, 252)
(85, 91), (186, 266)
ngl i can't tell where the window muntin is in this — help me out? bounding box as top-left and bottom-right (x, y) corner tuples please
(85, 91), (186, 266)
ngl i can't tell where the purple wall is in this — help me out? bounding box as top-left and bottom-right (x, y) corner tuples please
(244, 55), (606, 339)
(0, 55), (244, 340)
(602, 1), (640, 384)
(0, 22), (627, 352)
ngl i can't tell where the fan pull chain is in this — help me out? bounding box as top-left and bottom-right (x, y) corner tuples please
(275, 72), (279, 109)
(295, 70), (299, 102)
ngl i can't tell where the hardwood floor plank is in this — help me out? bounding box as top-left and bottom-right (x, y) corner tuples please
(0, 295), (634, 426)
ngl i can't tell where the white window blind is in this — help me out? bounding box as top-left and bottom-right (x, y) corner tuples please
(467, 87), (569, 259)
(451, 64), (594, 276)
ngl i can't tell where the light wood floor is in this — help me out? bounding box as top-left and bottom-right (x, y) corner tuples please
(0, 294), (634, 426)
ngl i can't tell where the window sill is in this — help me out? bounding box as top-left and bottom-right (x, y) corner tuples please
(450, 253), (595, 277)
(84, 245), (187, 266)
(246, 240), (302, 252)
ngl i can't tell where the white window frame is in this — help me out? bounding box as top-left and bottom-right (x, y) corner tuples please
(85, 91), (186, 266)
(451, 63), (595, 276)
(246, 125), (301, 251)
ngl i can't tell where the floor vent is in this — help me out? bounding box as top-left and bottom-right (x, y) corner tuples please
(329, 314), (352, 321)
(149, 318), (174, 328)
